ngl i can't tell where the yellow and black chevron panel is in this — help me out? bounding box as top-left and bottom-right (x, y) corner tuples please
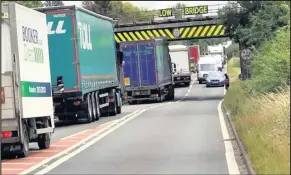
(114, 24), (227, 43)
(177, 24), (226, 39)
(114, 29), (175, 43)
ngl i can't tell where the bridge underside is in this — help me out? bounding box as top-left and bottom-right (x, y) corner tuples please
(114, 24), (228, 43)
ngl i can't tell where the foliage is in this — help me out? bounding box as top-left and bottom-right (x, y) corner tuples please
(249, 22), (290, 94)
(82, 1), (152, 23)
(44, 1), (64, 7)
(171, 2), (186, 19)
(2, 1), (43, 8)
(219, 1), (290, 48)
(224, 17), (290, 174)
(224, 81), (290, 174)
(225, 43), (239, 59)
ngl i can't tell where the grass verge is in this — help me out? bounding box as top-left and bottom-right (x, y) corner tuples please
(224, 57), (290, 174)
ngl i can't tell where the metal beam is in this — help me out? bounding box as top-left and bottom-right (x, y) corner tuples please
(114, 24), (228, 43)
(114, 19), (224, 32)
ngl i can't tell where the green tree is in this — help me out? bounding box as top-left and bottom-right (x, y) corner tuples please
(44, 1), (64, 7)
(172, 2), (186, 19)
(82, 1), (152, 23)
(2, 1), (43, 8)
(219, 1), (289, 48)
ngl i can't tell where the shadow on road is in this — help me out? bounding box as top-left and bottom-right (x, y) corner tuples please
(181, 96), (224, 102)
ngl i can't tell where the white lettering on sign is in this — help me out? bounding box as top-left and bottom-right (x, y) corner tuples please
(29, 86), (47, 94)
(77, 22), (92, 50)
(53, 14), (66, 18)
(47, 21), (66, 35)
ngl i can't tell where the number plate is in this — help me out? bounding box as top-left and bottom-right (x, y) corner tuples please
(124, 77), (130, 86)
(177, 77), (181, 80)
(135, 91), (140, 95)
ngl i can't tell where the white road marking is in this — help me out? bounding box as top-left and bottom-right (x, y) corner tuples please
(218, 100), (240, 175)
(19, 80), (195, 174)
(19, 110), (142, 175)
(2, 163), (34, 165)
(99, 119), (119, 127)
(34, 109), (147, 175)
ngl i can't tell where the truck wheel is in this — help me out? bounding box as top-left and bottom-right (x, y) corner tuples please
(94, 92), (100, 121)
(18, 125), (30, 158)
(116, 92), (122, 114)
(109, 90), (117, 116)
(38, 133), (51, 149)
(86, 93), (93, 123)
(91, 93), (97, 122)
(156, 91), (163, 103)
(128, 101), (136, 105)
(170, 87), (175, 100)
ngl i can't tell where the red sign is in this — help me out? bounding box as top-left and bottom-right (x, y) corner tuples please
(1, 87), (5, 104)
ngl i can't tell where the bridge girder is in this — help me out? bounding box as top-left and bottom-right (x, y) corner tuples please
(114, 20), (228, 43)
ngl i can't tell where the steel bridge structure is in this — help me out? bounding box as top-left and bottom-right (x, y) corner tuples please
(113, 4), (229, 43)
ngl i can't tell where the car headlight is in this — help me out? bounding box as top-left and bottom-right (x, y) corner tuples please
(206, 78), (210, 82)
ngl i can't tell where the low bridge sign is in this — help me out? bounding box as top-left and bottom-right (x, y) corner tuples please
(183, 5), (209, 15)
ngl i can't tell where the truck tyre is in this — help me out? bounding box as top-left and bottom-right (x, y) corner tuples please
(86, 93), (93, 123)
(18, 125), (30, 158)
(94, 92), (100, 121)
(116, 91), (122, 114)
(128, 101), (136, 105)
(109, 90), (117, 116)
(38, 132), (51, 150)
(156, 90), (163, 103)
(170, 87), (175, 100)
(91, 93), (97, 122)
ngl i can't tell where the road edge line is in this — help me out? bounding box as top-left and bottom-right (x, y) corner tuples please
(218, 98), (240, 174)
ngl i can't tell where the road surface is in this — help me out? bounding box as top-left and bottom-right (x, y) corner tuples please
(44, 79), (229, 174)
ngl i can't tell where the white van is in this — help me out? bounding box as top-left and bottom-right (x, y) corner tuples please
(197, 56), (217, 84)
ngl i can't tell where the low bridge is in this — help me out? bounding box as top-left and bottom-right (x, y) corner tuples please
(113, 4), (228, 43)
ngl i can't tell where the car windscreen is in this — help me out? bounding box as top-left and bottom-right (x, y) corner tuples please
(200, 64), (216, 71)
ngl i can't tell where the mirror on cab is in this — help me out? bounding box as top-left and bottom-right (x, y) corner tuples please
(171, 62), (177, 72)
(117, 51), (124, 66)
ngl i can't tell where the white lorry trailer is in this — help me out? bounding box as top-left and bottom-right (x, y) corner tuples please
(1, 3), (54, 158)
(169, 45), (191, 86)
(207, 45), (226, 70)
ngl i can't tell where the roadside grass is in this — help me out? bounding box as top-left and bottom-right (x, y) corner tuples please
(227, 57), (240, 82)
(224, 60), (290, 174)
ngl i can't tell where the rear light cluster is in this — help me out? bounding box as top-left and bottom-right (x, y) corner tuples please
(109, 97), (115, 103)
(1, 131), (12, 138)
(73, 101), (81, 106)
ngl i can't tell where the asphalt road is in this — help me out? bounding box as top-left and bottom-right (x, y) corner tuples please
(45, 79), (228, 174)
